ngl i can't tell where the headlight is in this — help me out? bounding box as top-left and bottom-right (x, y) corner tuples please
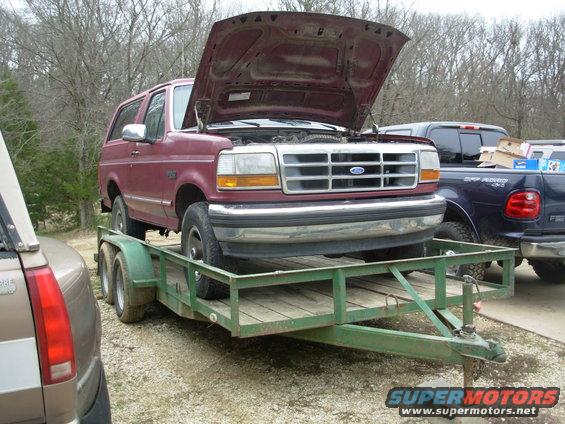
(217, 153), (280, 190)
(419, 150), (440, 182)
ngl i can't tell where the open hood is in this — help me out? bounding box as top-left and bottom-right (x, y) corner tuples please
(182, 12), (409, 131)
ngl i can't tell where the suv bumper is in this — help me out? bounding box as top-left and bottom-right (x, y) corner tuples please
(520, 235), (565, 259)
(209, 194), (446, 258)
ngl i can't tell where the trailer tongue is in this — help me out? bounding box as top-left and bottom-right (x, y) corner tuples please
(97, 227), (514, 386)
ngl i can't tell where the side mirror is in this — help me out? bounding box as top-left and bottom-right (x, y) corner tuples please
(122, 124), (148, 143)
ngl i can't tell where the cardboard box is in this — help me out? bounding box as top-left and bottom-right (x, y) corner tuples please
(513, 159), (539, 170)
(478, 149), (523, 168)
(497, 137), (532, 158)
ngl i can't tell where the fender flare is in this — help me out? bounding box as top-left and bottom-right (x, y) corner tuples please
(99, 234), (156, 306)
(443, 199), (481, 242)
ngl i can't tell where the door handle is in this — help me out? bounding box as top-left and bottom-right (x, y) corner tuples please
(130, 150), (140, 157)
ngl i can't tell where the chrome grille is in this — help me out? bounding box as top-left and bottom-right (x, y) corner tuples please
(279, 146), (418, 194)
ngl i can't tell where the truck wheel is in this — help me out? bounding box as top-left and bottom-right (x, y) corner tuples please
(362, 243), (425, 276)
(181, 202), (230, 300)
(98, 242), (115, 305)
(111, 195), (146, 240)
(529, 260), (565, 284)
(112, 252), (145, 323)
(435, 221), (485, 281)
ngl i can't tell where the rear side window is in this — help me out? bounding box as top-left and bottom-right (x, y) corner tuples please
(144, 92), (166, 141)
(550, 151), (565, 160)
(460, 133), (482, 161)
(428, 128), (461, 164)
(108, 100), (142, 141)
(481, 130), (505, 147)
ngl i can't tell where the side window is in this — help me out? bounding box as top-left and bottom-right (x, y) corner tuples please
(428, 128), (461, 164)
(460, 133), (483, 161)
(481, 130), (505, 147)
(144, 91), (166, 141)
(108, 100), (142, 141)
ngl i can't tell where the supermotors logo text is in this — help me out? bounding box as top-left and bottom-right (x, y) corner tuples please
(386, 387), (560, 418)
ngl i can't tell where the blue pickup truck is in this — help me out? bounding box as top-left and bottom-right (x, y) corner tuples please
(379, 122), (565, 283)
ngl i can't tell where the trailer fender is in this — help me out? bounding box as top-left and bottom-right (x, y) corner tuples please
(100, 234), (156, 306)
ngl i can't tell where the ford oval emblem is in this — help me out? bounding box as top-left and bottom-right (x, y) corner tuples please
(350, 166), (365, 175)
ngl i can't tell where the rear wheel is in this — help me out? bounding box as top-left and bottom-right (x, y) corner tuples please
(529, 260), (565, 284)
(181, 202), (230, 299)
(111, 195), (146, 240)
(434, 221), (485, 281)
(98, 242), (115, 305)
(113, 252), (146, 323)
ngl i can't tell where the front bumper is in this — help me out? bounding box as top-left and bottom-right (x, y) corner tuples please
(209, 194), (446, 258)
(520, 235), (565, 259)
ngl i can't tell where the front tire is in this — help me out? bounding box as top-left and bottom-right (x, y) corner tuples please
(529, 260), (565, 284)
(434, 221), (485, 280)
(181, 202), (230, 299)
(111, 195), (146, 240)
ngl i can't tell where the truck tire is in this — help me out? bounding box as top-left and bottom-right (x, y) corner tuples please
(362, 243), (425, 276)
(113, 251), (146, 323)
(181, 202), (230, 299)
(98, 242), (115, 305)
(529, 260), (565, 284)
(435, 221), (485, 281)
(111, 195), (146, 240)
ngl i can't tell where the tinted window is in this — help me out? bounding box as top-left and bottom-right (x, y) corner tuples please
(173, 85), (193, 129)
(428, 128), (461, 164)
(550, 151), (565, 160)
(108, 100), (142, 141)
(460, 133), (483, 161)
(144, 92), (166, 141)
(481, 130), (505, 147)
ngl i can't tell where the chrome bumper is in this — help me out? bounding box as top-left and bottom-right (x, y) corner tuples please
(520, 241), (565, 259)
(208, 194), (445, 244)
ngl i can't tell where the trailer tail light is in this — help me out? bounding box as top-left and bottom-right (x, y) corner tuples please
(504, 191), (541, 219)
(26, 266), (76, 385)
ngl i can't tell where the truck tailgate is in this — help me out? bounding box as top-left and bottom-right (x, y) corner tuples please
(0, 252), (44, 424)
(541, 173), (565, 234)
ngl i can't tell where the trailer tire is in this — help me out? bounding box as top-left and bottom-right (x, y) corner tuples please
(113, 252), (145, 323)
(435, 221), (485, 280)
(529, 260), (565, 284)
(362, 243), (425, 276)
(181, 202), (230, 300)
(98, 242), (116, 305)
(111, 195), (146, 240)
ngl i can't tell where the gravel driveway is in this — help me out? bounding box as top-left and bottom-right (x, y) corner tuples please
(58, 231), (565, 423)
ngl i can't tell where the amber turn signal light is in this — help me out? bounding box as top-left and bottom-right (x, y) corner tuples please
(217, 174), (279, 189)
(419, 169), (440, 181)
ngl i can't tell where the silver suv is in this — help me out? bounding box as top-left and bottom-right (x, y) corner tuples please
(0, 131), (111, 423)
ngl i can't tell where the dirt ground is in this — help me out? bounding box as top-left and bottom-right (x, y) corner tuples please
(54, 230), (565, 423)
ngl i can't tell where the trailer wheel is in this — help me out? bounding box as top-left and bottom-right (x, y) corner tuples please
(529, 260), (565, 284)
(181, 202), (230, 299)
(98, 242), (116, 305)
(362, 243), (424, 276)
(435, 221), (485, 280)
(113, 251), (145, 323)
(111, 195), (146, 240)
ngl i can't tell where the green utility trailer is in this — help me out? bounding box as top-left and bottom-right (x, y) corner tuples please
(96, 226), (516, 386)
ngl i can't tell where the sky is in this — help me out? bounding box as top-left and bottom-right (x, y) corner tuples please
(3, 0), (564, 20)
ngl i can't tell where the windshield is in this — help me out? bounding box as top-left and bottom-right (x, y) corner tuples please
(173, 85), (193, 130)
(205, 118), (345, 132)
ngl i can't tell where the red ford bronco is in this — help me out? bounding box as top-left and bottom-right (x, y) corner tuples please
(98, 12), (445, 299)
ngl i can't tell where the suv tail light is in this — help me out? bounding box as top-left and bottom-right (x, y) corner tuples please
(505, 191), (541, 219)
(25, 266), (76, 385)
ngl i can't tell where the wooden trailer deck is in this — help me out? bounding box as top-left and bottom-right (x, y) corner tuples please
(153, 248), (502, 331)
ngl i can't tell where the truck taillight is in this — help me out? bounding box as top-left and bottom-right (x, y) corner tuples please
(504, 191), (541, 219)
(460, 125), (480, 130)
(25, 266), (76, 385)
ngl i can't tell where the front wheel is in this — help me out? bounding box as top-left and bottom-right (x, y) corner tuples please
(529, 260), (565, 284)
(434, 221), (485, 281)
(181, 202), (230, 299)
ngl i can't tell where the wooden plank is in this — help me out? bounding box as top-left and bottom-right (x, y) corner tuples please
(219, 296), (290, 323)
(200, 300), (260, 325)
(297, 280), (387, 309)
(241, 288), (315, 319)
